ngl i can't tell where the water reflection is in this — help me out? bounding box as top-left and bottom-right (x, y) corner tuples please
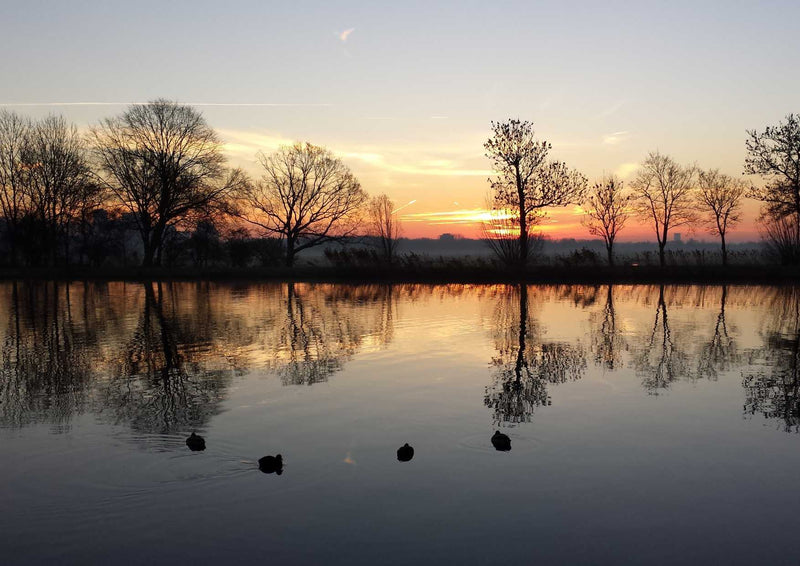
(743, 288), (800, 432)
(2, 282), (800, 435)
(590, 285), (626, 370)
(95, 282), (233, 434)
(484, 285), (586, 425)
(0, 282), (398, 435)
(0, 282), (92, 430)
(633, 285), (689, 394)
(697, 285), (738, 381)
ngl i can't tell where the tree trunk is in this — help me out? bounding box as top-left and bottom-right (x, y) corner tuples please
(285, 237), (295, 267)
(720, 233), (727, 267)
(607, 242), (614, 267)
(516, 165), (528, 266)
(658, 242), (666, 268)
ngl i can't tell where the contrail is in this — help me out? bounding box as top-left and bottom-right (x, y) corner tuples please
(392, 200), (417, 214)
(0, 102), (333, 107)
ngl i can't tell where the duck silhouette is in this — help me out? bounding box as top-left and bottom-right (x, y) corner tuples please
(491, 431), (511, 452)
(185, 432), (206, 451)
(397, 443), (414, 462)
(258, 454), (283, 475)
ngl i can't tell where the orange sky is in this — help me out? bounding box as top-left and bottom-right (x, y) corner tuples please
(220, 131), (766, 243)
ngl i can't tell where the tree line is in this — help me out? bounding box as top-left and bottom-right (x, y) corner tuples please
(483, 116), (800, 267)
(0, 101), (797, 271)
(0, 99), (389, 269)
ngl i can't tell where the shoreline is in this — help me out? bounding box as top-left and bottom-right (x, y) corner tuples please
(0, 264), (798, 285)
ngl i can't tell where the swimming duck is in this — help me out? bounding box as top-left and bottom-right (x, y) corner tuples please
(258, 454), (283, 475)
(185, 432), (206, 451)
(491, 430), (511, 451)
(397, 443), (414, 462)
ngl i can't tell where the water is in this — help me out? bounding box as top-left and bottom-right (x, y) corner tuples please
(1, 282), (799, 565)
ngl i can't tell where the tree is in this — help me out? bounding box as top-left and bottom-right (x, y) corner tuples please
(745, 114), (800, 221)
(484, 119), (587, 265)
(235, 142), (367, 267)
(582, 176), (631, 266)
(631, 151), (696, 267)
(91, 99), (247, 266)
(25, 115), (102, 265)
(745, 114), (800, 262)
(0, 111), (34, 265)
(696, 169), (746, 266)
(368, 193), (401, 263)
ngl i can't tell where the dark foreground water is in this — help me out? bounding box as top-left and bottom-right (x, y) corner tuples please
(1, 282), (800, 565)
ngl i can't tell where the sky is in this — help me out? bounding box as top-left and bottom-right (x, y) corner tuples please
(1, 0), (798, 241)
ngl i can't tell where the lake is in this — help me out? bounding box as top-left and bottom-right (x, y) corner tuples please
(1, 281), (799, 565)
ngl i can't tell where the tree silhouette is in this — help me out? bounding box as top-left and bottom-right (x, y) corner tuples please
(484, 120), (586, 265)
(696, 170), (746, 266)
(631, 152), (697, 268)
(234, 143), (367, 267)
(91, 100), (247, 266)
(583, 176), (631, 266)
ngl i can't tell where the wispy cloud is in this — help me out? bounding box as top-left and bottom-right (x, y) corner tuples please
(602, 131), (630, 146)
(218, 128), (490, 177)
(596, 99), (627, 119)
(338, 28), (355, 42)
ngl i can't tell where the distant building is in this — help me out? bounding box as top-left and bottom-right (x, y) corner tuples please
(674, 233), (682, 242)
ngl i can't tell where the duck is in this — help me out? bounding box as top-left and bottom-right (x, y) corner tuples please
(491, 430), (511, 451)
(185, 432), (206, 451)
(397, 443), (414, 462)
(258, 454), (283, 475)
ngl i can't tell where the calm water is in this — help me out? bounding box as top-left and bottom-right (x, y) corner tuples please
(1, 282), (799, 565)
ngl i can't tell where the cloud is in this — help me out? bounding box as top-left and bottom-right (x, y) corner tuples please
(596, 99), (627, 119)
(339, 28), (355, 42)
(217, 128), (490, 178)
(602, 131), (630, 146)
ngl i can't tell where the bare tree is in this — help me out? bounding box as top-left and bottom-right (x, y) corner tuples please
(368, 193), (401, 263)
(0, 111), (33, 265)
(696, 169), (746, 266)
(745, 114), (800, 262)
(25, 115), (102, 264)
(481, 204), (545, 266)
(745, 114), (800, 220)
(91, 100), (247, 266)
(582, 176), (631, 266)
(760, 213), (800, 265)
(235, 142), (367, 267)
(484, 119), (587, 265)
(631, 151), (697, 267)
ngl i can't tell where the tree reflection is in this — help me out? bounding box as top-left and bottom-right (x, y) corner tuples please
(633, 285), (689, 394)
(0, 282), (93, 430)
(696, 286), (738, 381)
(262, 283), (396, 386)
(743, 288), (800, 432)
(484, 285), (585, 425)
(590, 285), (626, 370)
(95, 283), (233, 434)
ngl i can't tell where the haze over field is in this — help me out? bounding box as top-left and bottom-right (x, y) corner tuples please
(2, 0), (798, 240)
